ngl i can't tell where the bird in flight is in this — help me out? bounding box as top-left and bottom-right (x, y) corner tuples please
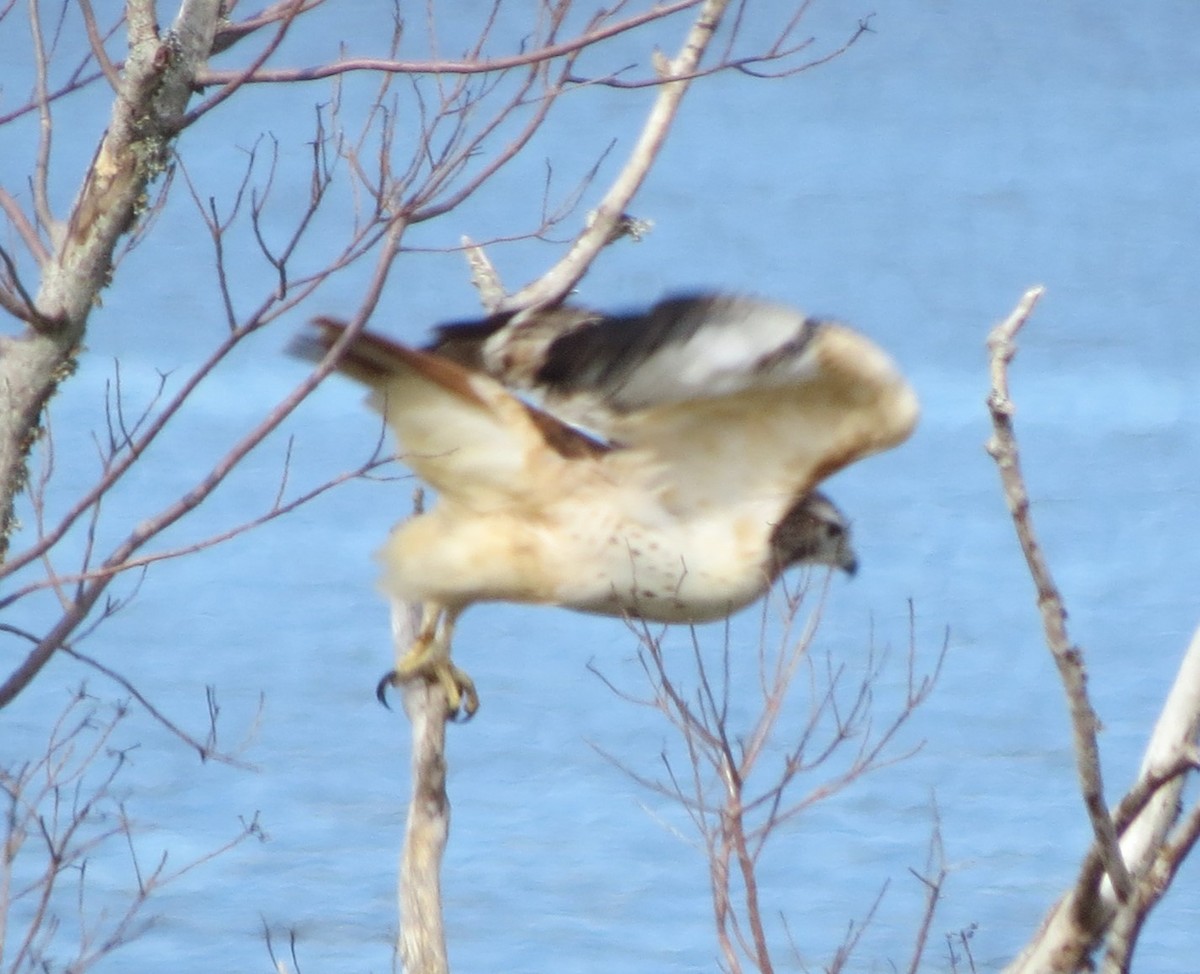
(290, 294), (918, 720)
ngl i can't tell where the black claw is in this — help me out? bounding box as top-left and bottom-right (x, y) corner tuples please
(375, 670), (397, 709)
(452, 688), (480, 724)
(372, 667), (478, 723)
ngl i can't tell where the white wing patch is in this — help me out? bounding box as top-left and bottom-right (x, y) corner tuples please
(600, 297), (822, 408)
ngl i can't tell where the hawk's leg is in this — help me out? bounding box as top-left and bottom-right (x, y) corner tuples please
(377, 604), (478, 720)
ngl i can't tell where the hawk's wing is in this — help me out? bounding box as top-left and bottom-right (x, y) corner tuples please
(291, 318), (607, 512)
(427, 295), (918, 510)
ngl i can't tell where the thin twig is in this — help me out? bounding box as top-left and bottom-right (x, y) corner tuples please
(500, 0), (734, 312)
(195, 0), (706, 85)
(905, 807), (947, 974)
(985, 285), (1132, 900)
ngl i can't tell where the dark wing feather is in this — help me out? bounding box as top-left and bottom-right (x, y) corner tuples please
(426, 293), (917, 509)
(534, 294), (821, 410)
(426, 294), (827, 432)
(424, 309), (519, 372)
(426, 295), (846, 434)
(426, 305), (602, 394)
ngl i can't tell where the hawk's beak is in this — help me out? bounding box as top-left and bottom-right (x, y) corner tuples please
(841, 556), (859, 578)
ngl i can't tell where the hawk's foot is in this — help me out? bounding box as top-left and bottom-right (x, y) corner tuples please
(375, 638), (479, 721)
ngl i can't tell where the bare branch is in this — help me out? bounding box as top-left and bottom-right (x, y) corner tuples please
(0, 190), (51, 265)
(0, 242), (50, 324)
(905, 809), (948, 974)
(500, 0), (734, 311)
(211, 0), (329, 55)
(1, 690), (262, 970)
(196, 0), (706, 85)
(3, 449), (394, 607)
(0, 70), (108, 126)
(1, 210), (409, 705)
(1119, 624), (1200, 863)
(65, 645), (258, 767)
(821, 882), (888, 974)
(0, 2), (225, 562)
(385, 486), (452, 974)
(571, 12), (874, 87)
(985, 285), (1132, 899)
(77, 0), (122, 90)
(28, 0), (57, 242)
(179, 0), (309, 129)
(992, 290), (1200, 972)
(600, 580), (940, 972)
(462, 235), (505, 311)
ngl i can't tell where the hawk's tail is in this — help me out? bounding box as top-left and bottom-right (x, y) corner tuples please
(287, 317), (416, 389)
(290, 316), (502, 415)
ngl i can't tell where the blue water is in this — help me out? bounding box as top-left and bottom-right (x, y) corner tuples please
(3, 3), (1199, 972)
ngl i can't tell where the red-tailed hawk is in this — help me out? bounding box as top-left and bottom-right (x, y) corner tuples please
(290, 294), (918, 719)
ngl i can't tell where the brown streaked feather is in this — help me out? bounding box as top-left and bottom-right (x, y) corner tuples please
(292, 316), (609, 466)
(295, 316), (492, 412)
(522, 407), (610, 459)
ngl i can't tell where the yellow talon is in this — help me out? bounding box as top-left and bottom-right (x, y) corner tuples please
(375, 631), (479, 721)
(436, 662), (479, 721)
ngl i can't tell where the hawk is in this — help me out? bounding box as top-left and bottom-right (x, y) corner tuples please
(290, 294), (918, 719)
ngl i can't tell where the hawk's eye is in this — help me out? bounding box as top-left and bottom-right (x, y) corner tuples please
(825, 522), (843, 538)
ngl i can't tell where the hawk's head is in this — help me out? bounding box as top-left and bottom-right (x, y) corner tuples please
(769, 491), (857, 577)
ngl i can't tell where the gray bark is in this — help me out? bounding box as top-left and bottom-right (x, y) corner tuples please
(0, 1), (222, 562)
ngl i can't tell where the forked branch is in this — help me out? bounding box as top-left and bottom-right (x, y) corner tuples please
(985, 285), (1130, 898)
(596, 586), (942, 973)
(987, 288), (1200, 972)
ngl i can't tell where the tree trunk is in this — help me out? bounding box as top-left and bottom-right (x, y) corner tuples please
(0, 0), (221, 560)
